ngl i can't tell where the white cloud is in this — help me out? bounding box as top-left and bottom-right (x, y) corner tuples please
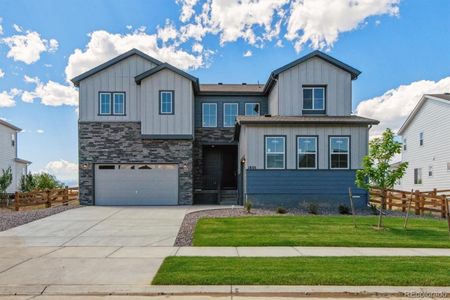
(0, 68), (4, 78)
(41, 160), (78, 184)
(243, 50), (253, 57)
(0, 88), (21, 108)
(65, 29), (209, 81)
(285, 0), (399, 51)
(36, 129), (44, 134)
(176, 0), (399, 52)
(2, 30), (59, 64)
(0, 17), (3, 35)
(22, 75), (78, 106)
(13, 24), (23, 32)
(157, 20), (178, 43)
(126, 25), (133, 30)
(355, 76), (450, 136)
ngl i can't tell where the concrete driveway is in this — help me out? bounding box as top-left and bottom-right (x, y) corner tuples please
(0, 206), (221, 294)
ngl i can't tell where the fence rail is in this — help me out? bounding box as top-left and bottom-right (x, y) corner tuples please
(370, 187), (449, 218)
(14, 186), (79, 211)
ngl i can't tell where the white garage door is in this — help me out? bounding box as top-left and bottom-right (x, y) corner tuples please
(95, 164), (178, 206)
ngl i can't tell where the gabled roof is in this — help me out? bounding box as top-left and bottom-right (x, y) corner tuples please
(71, 49), (163, 86)
(199, 83), (265, 95)
(398, 93), (450, 135)
(263, 50), (361, 94)
(0, 119), (21, 131)
(135, 63), (200, 92)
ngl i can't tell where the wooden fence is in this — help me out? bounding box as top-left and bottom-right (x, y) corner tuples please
(370, 187), (450, 218)
(14, 186), (79, 211)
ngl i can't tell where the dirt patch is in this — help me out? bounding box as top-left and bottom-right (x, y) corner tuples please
(0, 204), (80, 231)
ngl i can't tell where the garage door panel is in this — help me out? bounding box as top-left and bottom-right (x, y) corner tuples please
(95, 164), (178, 206)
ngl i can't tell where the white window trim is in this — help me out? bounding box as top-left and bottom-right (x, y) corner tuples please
(403, 138), (407, 151)
(223, 103), (238, 127)
(419, 132), (424, 146)
(160, 91), (174, 114)
(112, 92), (125, 115)
(428, 165), (433, 177)
(265, 136), (286, 170)
(414, 168), (422, 184)
(329, 137), (350, 170)
(99, 92), (112, 115)
(297, 136), (318, 169)
(245, 102), (260, 116)
(302, 87), (326, 111)
(202, 103), (217, 128)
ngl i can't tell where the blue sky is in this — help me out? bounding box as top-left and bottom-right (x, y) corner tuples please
(0, 0), (449, 184)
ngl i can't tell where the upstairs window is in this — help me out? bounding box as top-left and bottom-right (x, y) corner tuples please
(419, 132), (424, 146)
(403, 138), (407, 150)
(113, 93), (125, 115)
(414, 168), (422, 184)
(297, 137), (317, 169)
(99, 92), (125, 116)
(223, 103), (238, 127)
(428, 165), (433, 177)
(159, 91), (174, 114)
(245, 103), (260, 116)
(202, 103), (217, 127)
(330, 136), (350, 169)
(99, 93), (111, 115)
(11, 133), (15, 147)
(303, 87), (325, 112)
(265, 136), (285, 169)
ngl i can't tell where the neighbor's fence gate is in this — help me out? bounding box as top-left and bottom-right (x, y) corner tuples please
(14, 186), (79, 211)
(370, 187), (450, 218)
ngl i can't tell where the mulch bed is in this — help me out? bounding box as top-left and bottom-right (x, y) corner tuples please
(0, 205), (80, 231)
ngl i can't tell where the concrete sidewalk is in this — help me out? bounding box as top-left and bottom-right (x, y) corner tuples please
(0, 284), (449, 298)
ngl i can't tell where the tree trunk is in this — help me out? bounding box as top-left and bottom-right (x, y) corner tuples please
(378, 189), (386, 229)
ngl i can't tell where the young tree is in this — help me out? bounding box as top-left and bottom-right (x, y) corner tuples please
(34, 173), (64, 190)
(356, 128), (408, 229)
(20, 172), (36, 192)
(0, 167), (13, 205)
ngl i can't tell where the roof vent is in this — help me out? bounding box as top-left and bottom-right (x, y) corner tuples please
(242, 82), (247, 85)
(218, 82), (223, 85)
(445, 92), (450, 95)
(264, 114), (272, 118)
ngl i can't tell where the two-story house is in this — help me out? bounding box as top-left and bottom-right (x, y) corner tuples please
(0, 119), (31, 193)
(396, 94), (450, 191)
(73, 49), (378, 207)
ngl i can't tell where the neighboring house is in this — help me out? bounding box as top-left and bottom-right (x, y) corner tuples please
(73, 49), (378, 207)
(0, 119), (31, 193)
(395, 94), (450, 192)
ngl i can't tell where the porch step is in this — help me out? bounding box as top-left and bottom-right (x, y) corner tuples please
(219, 190), (238, 205)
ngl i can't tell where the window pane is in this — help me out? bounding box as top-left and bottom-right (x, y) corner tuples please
(303, 89), (313, 109)
(331, 137), (349, 153)
(100, 93), (111, 114)
(267, 154), (284, 169)
(298, 154), (316, 168)
(113, 93), (124, 115)
(313, 88), (324, 109)
(245, 103), (260, 116)
(331, 154), (348, 169)
(267, 137), (284, 153)
(224, 103), (238, 127)
(160, 92), (173, 113)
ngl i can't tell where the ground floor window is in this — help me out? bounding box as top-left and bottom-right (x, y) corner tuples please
(330, 136), (349, 169)
(297, 136), (317, 169)
(414, 168), (422, 184)
(265, 136), (285, 169)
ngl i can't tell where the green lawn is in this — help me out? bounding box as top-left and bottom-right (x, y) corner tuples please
(152, 256), (450, 286)
(193, 215), (450, 247)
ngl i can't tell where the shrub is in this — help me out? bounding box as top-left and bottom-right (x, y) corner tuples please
(276, 206), (287, 214)
(308, 203), (318, 215)
(338, 204), (351, 215)
(244, 200), (253, 214)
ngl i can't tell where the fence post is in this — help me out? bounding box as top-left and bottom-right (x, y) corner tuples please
(401, 192), (406, 213)
(14, 192), (19, 211)
(388, 191), (392, 210)
(63, 186), (69, 205)
(414, 190), (420, 215)
(45, 190), (51, 208)
(442, 195), (447, 219)
(433, 188), (437, 197)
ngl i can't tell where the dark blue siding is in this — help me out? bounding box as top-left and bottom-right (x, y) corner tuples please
(195, 95), (268, 128)
(246, 170), (368, 208)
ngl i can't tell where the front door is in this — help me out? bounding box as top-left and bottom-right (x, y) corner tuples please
(203, 147), (221, 190)
(221, 146), (237, 189)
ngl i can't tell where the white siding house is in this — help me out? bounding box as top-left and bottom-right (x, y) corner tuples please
(0, 119), (31, 193)
(396, 94), (450, 191)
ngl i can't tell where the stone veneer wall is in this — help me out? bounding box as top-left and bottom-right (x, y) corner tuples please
(79, 122), (193, 205)
(193, 128), (236, 190)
